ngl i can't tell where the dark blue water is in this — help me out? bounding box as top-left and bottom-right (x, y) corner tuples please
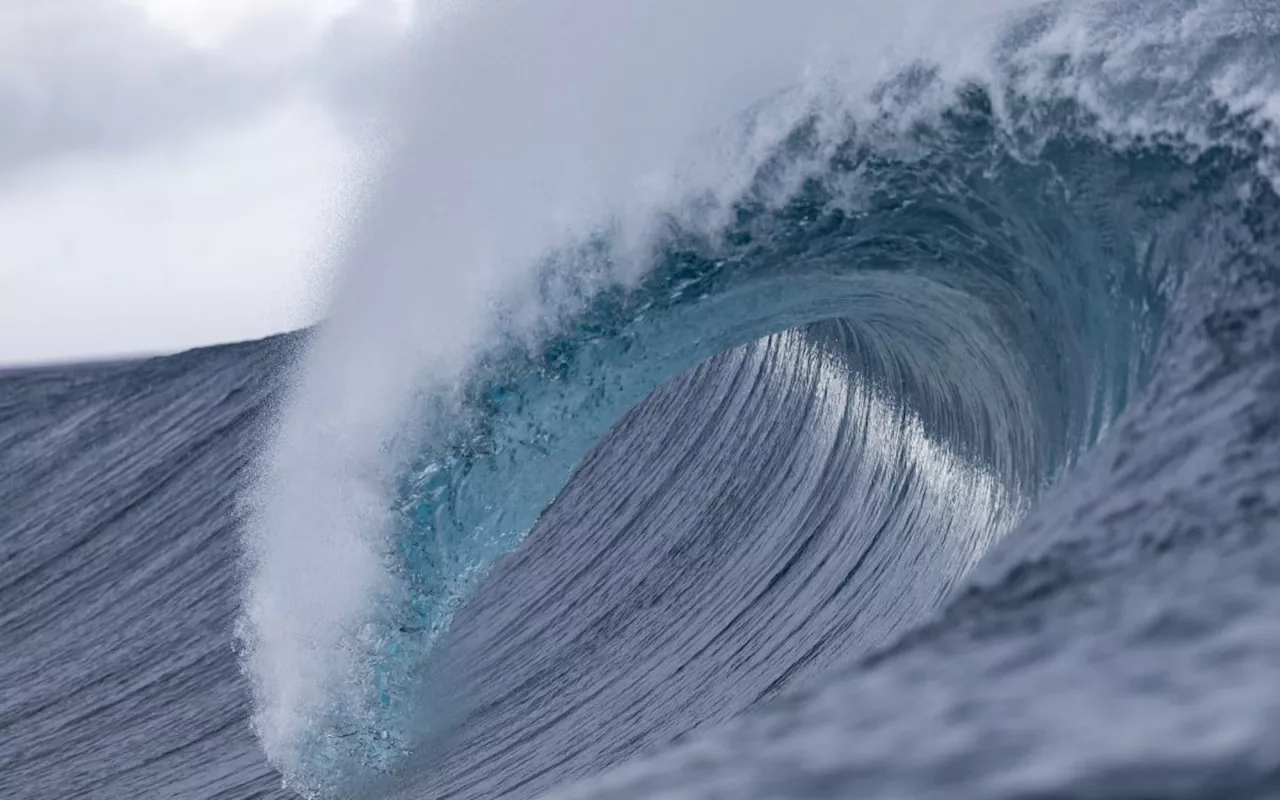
(0, 341), (297, 799)
(5, 1), (1280, 798)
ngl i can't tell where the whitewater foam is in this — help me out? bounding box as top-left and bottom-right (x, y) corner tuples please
(241, 0), (1038, 780)
(239, 0), (1280, 793)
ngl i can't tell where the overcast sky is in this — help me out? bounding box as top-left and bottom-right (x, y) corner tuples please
(0, 0), (414, 365)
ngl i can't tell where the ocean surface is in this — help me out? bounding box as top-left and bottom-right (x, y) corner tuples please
(3, 1), (1280, 798)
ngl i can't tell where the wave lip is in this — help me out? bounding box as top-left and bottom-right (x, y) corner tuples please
(240, 0), (1280, 796)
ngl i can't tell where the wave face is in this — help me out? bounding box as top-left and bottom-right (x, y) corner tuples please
(5, 1), (1279, 800)
(0, 341), (296, 800)
(235, 0), (1280, 796)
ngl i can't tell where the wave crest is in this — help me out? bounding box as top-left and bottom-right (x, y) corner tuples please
(239, 1), (1280, 796)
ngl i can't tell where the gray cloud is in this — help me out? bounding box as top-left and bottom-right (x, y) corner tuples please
(0, 0), (407, 175)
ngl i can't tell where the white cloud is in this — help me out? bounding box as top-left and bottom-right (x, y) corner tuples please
(122, 0), (413, 49)
(0, 0), (409, 171)
(0, 0), (409, 364)
(0, 100), (363, 364)
(1, 1), (255, 172)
